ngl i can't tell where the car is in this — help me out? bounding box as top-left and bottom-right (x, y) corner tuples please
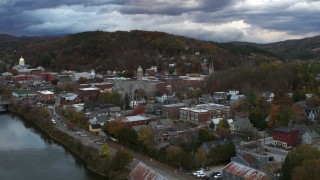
(265, 148), (270, 152)
(196, 171), (205, 178)
(80, 133), (88, 137)
(51, 119), (56, 124)
(95, 141), (103, 145)
(210, 172), (222, 179)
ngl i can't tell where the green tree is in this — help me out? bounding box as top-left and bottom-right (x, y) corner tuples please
(275, 105), (293, 127)
(292, 90), (306, 102)
(111, 149), (133, 171)
(100, 144), (110, 157)
(217, 119), (230, 129)
(249, 108), (268, 130)
(281, 145), (320, 180)
(118, 127), (138, 148)
(198, 128), (215, 142)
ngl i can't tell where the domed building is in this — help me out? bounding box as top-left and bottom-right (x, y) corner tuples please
(13, 56), (30, 70)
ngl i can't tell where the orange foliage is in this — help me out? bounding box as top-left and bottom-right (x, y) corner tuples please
(133, 104), (145, 115)
(268, 104), (279, 127)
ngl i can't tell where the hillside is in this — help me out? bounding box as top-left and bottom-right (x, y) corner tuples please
(0, 30), (278, 74)
(258, 35), (320, 60)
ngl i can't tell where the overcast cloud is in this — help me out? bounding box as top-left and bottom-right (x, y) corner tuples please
(1, 0), (319, 43)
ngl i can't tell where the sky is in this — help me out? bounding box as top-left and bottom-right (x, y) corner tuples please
(1, 0), (320, 43)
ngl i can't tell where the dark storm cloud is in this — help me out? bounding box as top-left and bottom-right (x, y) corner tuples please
(0, 0), (320, 43)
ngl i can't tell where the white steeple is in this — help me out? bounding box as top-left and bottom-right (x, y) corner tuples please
(137, 65), (143, 80)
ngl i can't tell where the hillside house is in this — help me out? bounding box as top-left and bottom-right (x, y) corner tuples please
(272, 127), (300, 149)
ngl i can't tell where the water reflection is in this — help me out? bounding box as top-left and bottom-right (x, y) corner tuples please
(0, 113), (105, 180)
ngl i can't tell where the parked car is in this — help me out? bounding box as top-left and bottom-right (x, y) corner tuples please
(51, 119), (56, 124)
(210, 172), (222, 179)
(193, 170), (205, 177)
(95, 141), (103, 145)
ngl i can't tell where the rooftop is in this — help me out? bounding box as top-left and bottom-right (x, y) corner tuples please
(223, 162), (269, 180)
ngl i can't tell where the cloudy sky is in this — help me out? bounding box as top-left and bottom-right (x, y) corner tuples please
(1, 0), (320, 43)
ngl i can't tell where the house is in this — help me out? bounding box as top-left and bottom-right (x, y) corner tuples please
(108, 106), (121, 118)
(236, 142), (264, 155)
(227, 90), (240, 96)
(230, 94), (245, 107)
(213, 92), (228, 103)
(261, 91), (274, 102)
(145, 103), (163, 115)
(304, 106), (319, 121)
(145, 96), (156, 104)
(292, 124), (310, 139)
(12, 90), (38, 100)
(200, 140), (226, 154)
(84, 101), (106, 112)
(201, 93), (213, 103)
(165, 97), (180, 104)
(155, 122), (189, 143)
(155, 92), (168, 103)
(272, 127), (300, 149)
(88, 110), (108, 125)
(302, 131), (320, 144)
(222, 162), (270, 180)
(89, 124), (102, 133)
(130, 100), (138, 109)
(230, 117), (256, 136)
(231, 153), (259, 169)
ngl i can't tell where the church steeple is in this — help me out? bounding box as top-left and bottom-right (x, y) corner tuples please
(209, 61), (214, 75)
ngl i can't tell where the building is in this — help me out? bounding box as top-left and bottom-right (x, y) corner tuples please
(78, 87), (100, 101)
(180, 107), (211, 125)
(302, 131), (320, 144)
(222, 162), (270, 180)
(162, 103), (185, 118)
(229, 117), (256, 136)
(272, 127), (300, 149)
(213, 92), (228, 103)
(136, 66), (143, 80)
(38, 90), (55, 102)
(180, 103), (230, 125)
(128, 162), (165, 180)
(122, 115), (155, 127)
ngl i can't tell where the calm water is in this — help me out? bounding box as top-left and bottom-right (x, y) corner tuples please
(0, 113), (105, 180)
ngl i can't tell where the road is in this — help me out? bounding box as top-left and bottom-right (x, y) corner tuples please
(51, 105), (194, 180)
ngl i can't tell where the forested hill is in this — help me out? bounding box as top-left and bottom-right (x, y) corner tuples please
(1, 30), (317, 74)
(257, 35), (320, 60)
(0, 30), (279, 73)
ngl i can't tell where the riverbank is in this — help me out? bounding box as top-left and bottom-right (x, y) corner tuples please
(8, 102), (109, 178)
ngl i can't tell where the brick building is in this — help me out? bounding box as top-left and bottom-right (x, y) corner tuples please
(78, 87), (100, 101)
(272, 127), (300, 149)
(180, 103), (230, 125)
(162, 103), (186, 119)
(38, 90), (55, 102)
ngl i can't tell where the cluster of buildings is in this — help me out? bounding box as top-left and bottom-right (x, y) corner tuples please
(4, 56), (320, 180)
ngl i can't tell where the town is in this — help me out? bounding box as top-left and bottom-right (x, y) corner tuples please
(1, 53), (320, 180)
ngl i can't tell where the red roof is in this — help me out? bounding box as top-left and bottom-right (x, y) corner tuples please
(128, 162), (165, 180)
(223, 162), (270, 180)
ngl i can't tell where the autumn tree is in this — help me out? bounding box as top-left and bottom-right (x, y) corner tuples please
(292, 159), (320, 180)
(138, 126), (156, 149)
(275, 105), (293, 127)
(195, 148), (207, 167)
(281, 145), (320, 180)
(100, 144), (110, 157)
(104, 120), (124, 138)
(133, 104), (145, 115)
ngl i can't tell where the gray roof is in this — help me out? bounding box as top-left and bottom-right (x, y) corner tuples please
(172, 122), (188, 132)
(293, 124), (310, 135)
(159, 118), (173, 126)
(231, 117), (252, 127)
(307, 131), (320, 139)
(109, 106), (121, 112)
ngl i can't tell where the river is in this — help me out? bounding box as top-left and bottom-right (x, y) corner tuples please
(0, 113), (105, 180)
